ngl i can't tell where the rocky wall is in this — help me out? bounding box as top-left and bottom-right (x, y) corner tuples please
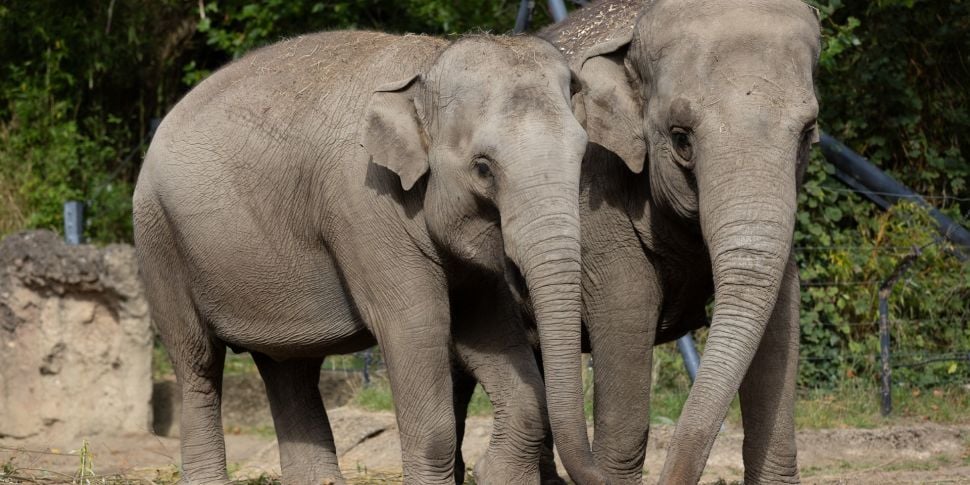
(0, 230), (152, 440)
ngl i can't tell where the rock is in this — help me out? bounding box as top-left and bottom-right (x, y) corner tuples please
(0, 230), (153, 440)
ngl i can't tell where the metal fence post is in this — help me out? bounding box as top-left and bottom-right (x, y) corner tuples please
(877, 246), (921, 416)
(63, 201), (84, 245)
(514, 0), (535, 33)
(676, 334), (701, 383)
(362, 349), (372, 386)
(547, 0), (569, 22)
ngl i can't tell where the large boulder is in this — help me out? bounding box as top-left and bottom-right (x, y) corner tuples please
(0, 230), (152, 440)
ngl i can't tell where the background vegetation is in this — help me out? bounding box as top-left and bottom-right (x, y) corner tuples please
(1, 0), (967, 394)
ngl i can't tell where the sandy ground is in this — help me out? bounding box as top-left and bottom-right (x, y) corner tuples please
(2, 407), (968, 484)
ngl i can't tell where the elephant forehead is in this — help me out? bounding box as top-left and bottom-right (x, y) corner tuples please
(645, 14), (818, 102)
(643, 0), (819, 55)
(430, 70), (570, 124)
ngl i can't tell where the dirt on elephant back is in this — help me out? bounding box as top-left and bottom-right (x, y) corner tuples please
(1, 408), (968, 484)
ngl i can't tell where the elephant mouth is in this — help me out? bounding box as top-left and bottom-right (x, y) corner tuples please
(503, 256), (530, 304)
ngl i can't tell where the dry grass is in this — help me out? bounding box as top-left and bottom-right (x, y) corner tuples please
(0, 172), (26, 238)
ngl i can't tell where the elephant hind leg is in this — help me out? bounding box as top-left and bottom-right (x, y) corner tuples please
(137, 213), (230, 484)
(173, 334), (228, 485)
(252, 354), (344, 485)
(154, 304), (228, 483)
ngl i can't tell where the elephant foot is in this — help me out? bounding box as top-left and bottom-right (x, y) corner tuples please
(278, 463), (345, 485)
(473, 453), (540, 485)
(178, 475), (229, 485)
(287, 469), (346, 485)
(743, 466), (800, 485)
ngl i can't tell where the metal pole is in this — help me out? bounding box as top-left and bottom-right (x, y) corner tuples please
(63, 201), (84, 245)
(877, 290), (892, 417)
(362, 349), (372, 386)
(877, 246), (921, 417)
(514, 0), (535, 33)
(676, 334), (700, 383)
(819, 132), (970, 255)
(547, 0), (569, 23)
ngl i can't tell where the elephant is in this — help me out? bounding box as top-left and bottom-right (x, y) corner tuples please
(453, 0), (821, 483)
(560, 1), (821, 482)
(133, 31), (606, 485)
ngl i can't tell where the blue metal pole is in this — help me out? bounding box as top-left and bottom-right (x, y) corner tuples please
(63, 201), (84, 245)
(819, 132), (970, 255)
(362, 349), (372, 386)
(676, 334), (700, 383)
(547, 0), (569, 23)
(514, 0), (534, 33)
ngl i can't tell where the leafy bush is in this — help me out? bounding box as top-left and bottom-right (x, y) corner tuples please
(794, 0), (970, 388)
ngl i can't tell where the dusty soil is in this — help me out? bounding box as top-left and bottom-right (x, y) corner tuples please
(2, 408), (968, 484)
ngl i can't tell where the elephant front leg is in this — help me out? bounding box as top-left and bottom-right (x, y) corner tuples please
(252, 354), (344, 484)
(373, 304), (457, 484)
(738, 259), (801, 484)
(451, 291), (548, 485)
(584, 246), (661, 484)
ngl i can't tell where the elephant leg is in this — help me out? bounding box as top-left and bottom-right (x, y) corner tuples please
(738, 259), (801, 484)
(451, 293), (547, 485)
(138, 216), (229, 484)
(373, 307), (456, 484)
(584, 244), (660, 484)
(451, 365), (477, 484)
(172, 330), (228, 484)
(252, 354), (343, 485)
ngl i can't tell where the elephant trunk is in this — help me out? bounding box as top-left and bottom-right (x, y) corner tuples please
(501, 182), (605, 485)
(661, 143), (797, 480)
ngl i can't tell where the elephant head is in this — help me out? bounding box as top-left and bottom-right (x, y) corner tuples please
(571, 0), (820, 478)
(361, 36), (605, 484)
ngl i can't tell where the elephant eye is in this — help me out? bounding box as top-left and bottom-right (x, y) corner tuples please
(670, 127), (693, 163)
(473, 157), (493, 179)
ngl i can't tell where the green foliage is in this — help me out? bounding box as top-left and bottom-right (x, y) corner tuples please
(797, 0), (970, 387)
(795, 381), (970, 429)
(351, 377), (396, 412)
(181, 0), (560, 86)
(0, 0), (184, 242)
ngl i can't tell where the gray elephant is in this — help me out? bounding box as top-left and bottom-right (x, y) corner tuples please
(561, 0), (820, 482)
(133, 31), (605, 485)
(455, 0), (820, 483)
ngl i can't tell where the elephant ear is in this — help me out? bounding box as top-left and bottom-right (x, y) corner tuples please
(570, 35), (647, 174)
(361, 75), (429, 191)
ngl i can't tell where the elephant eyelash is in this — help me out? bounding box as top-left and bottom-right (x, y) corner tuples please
(472, 156), (494, 179)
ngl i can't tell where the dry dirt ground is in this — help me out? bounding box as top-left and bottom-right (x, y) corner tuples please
(2, 408), (968, 484)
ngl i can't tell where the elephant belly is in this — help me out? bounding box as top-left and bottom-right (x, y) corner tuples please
(187, 232), (373, 360)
